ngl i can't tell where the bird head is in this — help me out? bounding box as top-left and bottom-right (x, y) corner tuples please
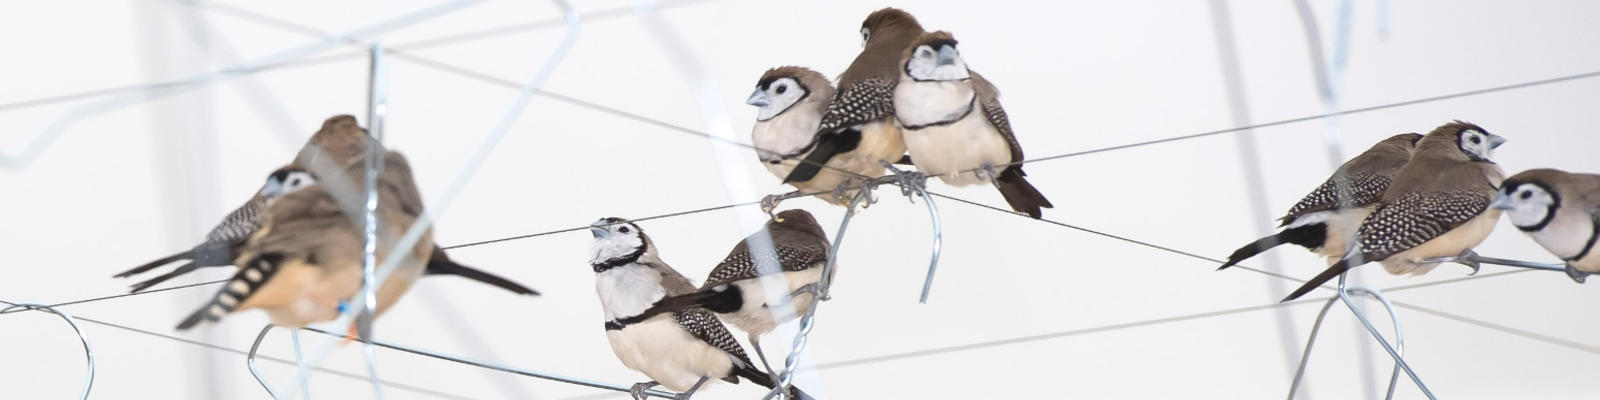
(1496, 170), (1566, 231)
(589, 217), (649, 271)
(261, 166), (317, 206)
(749, 66), (829, 122)
(902, 31), (969, 82)
(860, 7), (923, 48)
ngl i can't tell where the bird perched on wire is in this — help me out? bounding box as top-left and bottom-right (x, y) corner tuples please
(780, 8), (925, 189)
(891, 31), (1053, 218)
(1492, 168), (1600, 283)
(1218, 133), (1421, 270)
(1282, 121), (1507, 301)
(747, 66), (867, 209)
(176, 150), (432, 331)
(116, 115), (537, 297)
(617, 209), (831, 377)
(588, 217), (811, 400)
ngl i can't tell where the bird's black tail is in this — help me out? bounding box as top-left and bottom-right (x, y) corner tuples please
(784, 128), (862, 184)
(617, 286), (745, 327)
(995, 168), (1052, 219)
(1282, 258), (1356, 302)
(1217, 223), (1328, 270)
(424, 250), (540, 296)
(176, 254), (284, 330)
(127, 261), (203, 293)
(114, 250), (191, 278)
(735, 363), (815, 400)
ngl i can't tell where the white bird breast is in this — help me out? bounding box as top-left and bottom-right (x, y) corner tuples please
(594, 264), (666, 320)
(606, 318), (736, 392)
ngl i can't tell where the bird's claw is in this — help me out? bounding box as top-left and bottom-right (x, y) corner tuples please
(760, 194), (784, 218)
(975, 163), (1000, 183)
(879, 160), (927, 202)
(1455, 249), (1483, 275)
(789, 283), (825, 302)
(1565, 264), (1590, 284)
(630, 381), (658, 400)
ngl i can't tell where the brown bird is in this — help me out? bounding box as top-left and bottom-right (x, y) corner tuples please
(1493, 168), (1600, 282)
(746, 66), (869, 206)
(892, 31), (1053, 218)
(781, 8), (923, 186)
(176, 151), (432, 330)
(1219, 133), (1421, 270)
(1283, 121), (1507, 301)
(117, 115), (537, 296)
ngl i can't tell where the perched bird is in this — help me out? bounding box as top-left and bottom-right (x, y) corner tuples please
(892, 31), (1052, 218)
(1218, 133), (1422, 270)
(117, 115), (537, 297)
(1493, 168), (1600, 283)
(588, 218), (809, 399)
(780, 8), (925, 186)
(747, 66), (861, 205)
(1283, 121), (1507, 301)
(619, 209), (831, 375)
(176, 151), (433, 330)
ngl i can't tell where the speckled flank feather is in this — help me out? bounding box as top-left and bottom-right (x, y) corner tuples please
(703, 227), (829, 288)
(674, 309), (757, 369)
(817, 75), (897, 132)
(1355, 191), (1490, 259)
(205, 196), (266, 243)
(1280, 172), (1393, 223)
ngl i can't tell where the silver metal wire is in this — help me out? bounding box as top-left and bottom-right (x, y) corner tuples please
(764, 186), (871, 400)
(0, 302), (94, 400)
(359, 40), (389, 400)
(1287, 279), (1410, 400)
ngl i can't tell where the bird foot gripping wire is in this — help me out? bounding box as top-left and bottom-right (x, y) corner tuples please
(1420, 249), (1569, 279)
(0, 302), (94, 400)
(878, 160), (927, 202)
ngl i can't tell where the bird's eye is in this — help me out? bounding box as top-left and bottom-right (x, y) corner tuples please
(776, 85), (787, 94)
(619, 227), (631, 234)
(1469, 136), (1482, 144)
(1521, 191), (1533, 200)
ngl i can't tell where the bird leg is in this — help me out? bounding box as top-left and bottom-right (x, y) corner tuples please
(750, 334), (781, 384)
(1422, 249), (1482, 275)
(630, 381), (660, 400)
(878, 160), (927, 202)
(1565, 264), (1592, 284)
(835, 176), (877, 210)
(762, 191), (798, 217)
(786, 282), (823, 303)
(675, 376), (710, 400)
(975, 162), (1000, 183)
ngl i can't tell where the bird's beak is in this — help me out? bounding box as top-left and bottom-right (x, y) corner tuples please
(936, 45), (959, 66)
(1488, 134), (1508, 149)
(746, 88), (770, 107)
(589, 220), (610, 238)
(260, 179), (283, 197)
(1490, 191), (1515, 210)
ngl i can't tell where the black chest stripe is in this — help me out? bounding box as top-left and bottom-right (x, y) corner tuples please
(1566, 219), (1600, 262)
(900, 97), (977, 131)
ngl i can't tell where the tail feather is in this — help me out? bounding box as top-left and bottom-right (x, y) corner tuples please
(734, 365), (813, 400)
(176, 254), (283, 331)
(1282, 258), (1355, 302)
(424, 253), (540, 296)
(784, 129), (861, 184)
(115, 250), (191, 278)
(127, 261), (203, 293)
(995, 168), (1052, 219)
(614, 286), (744, 327)
(1217, 223), (1328, 270)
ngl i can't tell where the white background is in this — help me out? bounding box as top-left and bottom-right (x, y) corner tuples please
(2, 0), (1599, 398)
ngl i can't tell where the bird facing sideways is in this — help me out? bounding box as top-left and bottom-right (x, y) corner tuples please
(892, 31), (1053, 218)
(780, 7), (924, 187)
(1282, 121), (1507, 301)
(116, 115), (537, 297)
(588, 218), (810, 400)
(1493, 168), (1600, 283)
(747, 66), (866, 205)
(1218, 133), (1421, 270)
(617, 209), (831, 376)
(176, 150), (433, 330)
